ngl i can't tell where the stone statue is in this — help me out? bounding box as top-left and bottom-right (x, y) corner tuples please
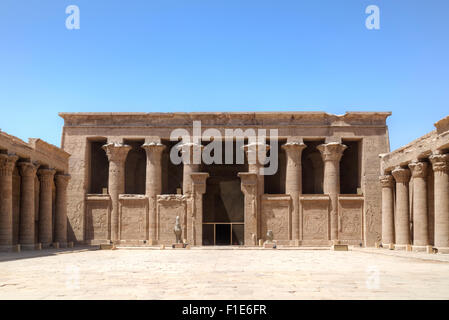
(266, 230), (274, 243)
(174, 216), (182, 244)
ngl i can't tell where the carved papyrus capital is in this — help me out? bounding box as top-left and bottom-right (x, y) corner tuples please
(408, 161), (428, 178)
(18, 161), (37, 178)
(243, 142), (270, 165)
(392, 167), (411, 183)
(0, 153), (18, 177)
(55, 173), (71, 189)
(379, 175), (394, 188)
(282, 142), (306, 162)
(429, 153), (449, 173)
(191, 172), (209, 195)
(102, 143), (132, 164)
(317, 142), (347, 162)
(142, 142), (165, 164)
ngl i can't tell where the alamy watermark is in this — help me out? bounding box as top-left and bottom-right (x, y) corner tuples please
(365, 5), (380, 30)
(169, 121), (278, 176)
(66, 5), (80, 30)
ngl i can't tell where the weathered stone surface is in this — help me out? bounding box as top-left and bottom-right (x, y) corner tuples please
(380, 115), (449, 252)
(58, 111), (392, 247)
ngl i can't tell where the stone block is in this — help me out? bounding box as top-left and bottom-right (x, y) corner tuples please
(406, 244), (412, 252)
(172, 243), (186, 249)
(388, 243), (395, 250)
(264, 243), (276, 249)
(100, 243), (115, 250)
(332, 244), (348, 251)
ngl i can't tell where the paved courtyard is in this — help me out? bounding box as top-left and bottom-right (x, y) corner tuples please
(1, 247), (449, 299)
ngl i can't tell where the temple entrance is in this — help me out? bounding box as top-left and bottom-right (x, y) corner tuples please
(201, 164), (246, 246)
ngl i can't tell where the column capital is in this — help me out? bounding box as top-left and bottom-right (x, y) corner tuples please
(379, 174), (394, 188)
(282, 141), (306, 155)
(191, 172), (209, 195)
(102, 143), (132, 164)
(391, 167), (411, 183)
(408, 161), (429, 178)
(429, 153), (449, 173)
(142, 142), (166, 154)
(243, 142), (270, 165)
(0, 153), (18, 176)
(18, 161), (38, 177)
(55, 173), (71, 188)
(317, 142), (347, 162)
(177, 142), (203, 165)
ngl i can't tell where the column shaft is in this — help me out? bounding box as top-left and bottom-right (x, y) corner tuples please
(430, 154), (449, 248)
(408, 161), (429, 246)
(317, 143), (347, 241)
(18, 162), (37, 247)
(103, 143), (131, 242)
(379, 175), (395, 245)
(38, 168), (56, 246)
(282, 142), (306, 241)
(0, 154), (18, 249)
(55, 174), (70, 245)
(142, 143), (165, 244)
(392, 167), (411, 245)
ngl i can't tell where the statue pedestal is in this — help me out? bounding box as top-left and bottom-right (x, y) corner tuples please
(263, 242), (276, 249)
(172, 243), (187, 249)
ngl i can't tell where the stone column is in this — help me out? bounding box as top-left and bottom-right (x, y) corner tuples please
(243, 142), (270, 242)
(18, 162), (37, 249)
(408, 161), (429, 246)
(103, 143), (131, 242)
(178, 142), (203, 241)
(178, 143), (203, 195)
(391, 167), (411, 245)
(55, 173), (70, 246)
(379, 174), (395, 246)
(38, 168), (56, 246)
(191, 172), (209, 245)
(429, 153), (449, 249)
(142, 142), (165, 245)
(317, 142), (347, 241)
(0, 153), (18, 250)
(238, 172), (258, 246)
(282, 142), (306, 242)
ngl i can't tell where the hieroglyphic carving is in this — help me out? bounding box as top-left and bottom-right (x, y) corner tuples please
(301, 197), (329, 240)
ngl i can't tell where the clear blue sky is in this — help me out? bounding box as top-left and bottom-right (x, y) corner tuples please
(0, 0), (448, 150)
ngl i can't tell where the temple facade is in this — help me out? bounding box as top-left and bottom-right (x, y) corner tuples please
(0, 130), (70, 251)
(380, 115), (449, 253)
(60, 112), (391, 247)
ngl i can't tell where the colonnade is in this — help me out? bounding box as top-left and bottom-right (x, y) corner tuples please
(380, 153), (449, 250)
(101, 140), (349, 245)
(0, 152), (70, 251)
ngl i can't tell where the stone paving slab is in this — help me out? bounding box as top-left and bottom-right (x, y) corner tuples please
(0, 248), (448, 299)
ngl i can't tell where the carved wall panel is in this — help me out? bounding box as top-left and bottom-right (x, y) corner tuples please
(261, 195), (291, 241)
(157, 195), (187, 245)
(85, 195), (110, 240)
(119, 195), (148, 241)
(301, 196), (330, 241)
(338, 196), (363, 241)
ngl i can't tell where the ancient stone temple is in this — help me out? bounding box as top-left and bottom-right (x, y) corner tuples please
(380, 115), (449, 253)
(60, 112), (390, 247)
(0, 130), (70, 251)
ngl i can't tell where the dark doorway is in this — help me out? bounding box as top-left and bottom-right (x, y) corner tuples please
(201, 140), (246, 245)
(89, 139), (109, 194)
(340, 140), (361, 194)
(124, 140), (146, 194)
